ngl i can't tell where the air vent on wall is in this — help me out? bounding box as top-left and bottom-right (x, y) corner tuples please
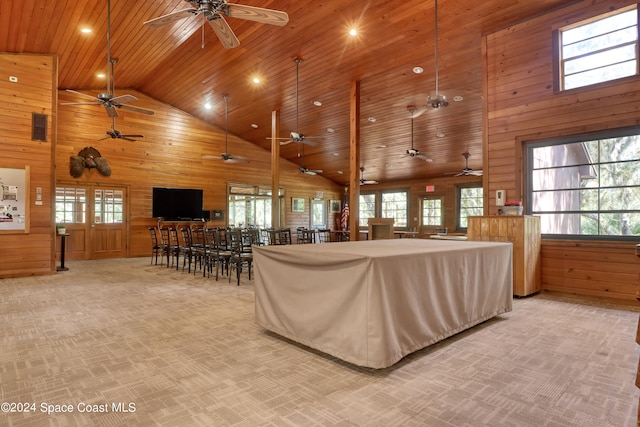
(32, 113), (47, 141)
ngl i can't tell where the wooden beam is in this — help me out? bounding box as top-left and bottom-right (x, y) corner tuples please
(271, 109), (280, 228)
(348, 80), (361, 241)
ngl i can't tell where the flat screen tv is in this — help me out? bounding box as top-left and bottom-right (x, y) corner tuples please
(152, 187), (205, 220)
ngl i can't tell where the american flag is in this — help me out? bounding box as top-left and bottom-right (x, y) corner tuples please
(340, 200), (349, 230)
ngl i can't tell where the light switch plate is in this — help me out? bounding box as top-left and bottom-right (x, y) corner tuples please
(496, 190), (506, 206)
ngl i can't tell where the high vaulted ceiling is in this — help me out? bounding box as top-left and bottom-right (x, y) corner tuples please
(0, 0), (575, 185)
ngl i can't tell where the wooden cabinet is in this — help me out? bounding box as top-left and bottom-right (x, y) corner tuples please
(467, 215), (541, 297)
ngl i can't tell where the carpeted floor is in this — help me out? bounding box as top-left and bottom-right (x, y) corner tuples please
(0, 257), (639, 426)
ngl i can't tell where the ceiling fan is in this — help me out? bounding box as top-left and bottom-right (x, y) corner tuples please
(144, 0), (289, 49)
(297, 144), (322, 175)
(202, 95), (249, 163)
(270, 58), (325, 147)
(62, 0), (154, 118)
(100, 117), (144, 142)
(360, 167), (379, 185)
(447, 152), (483, 176)
(405, 108), (433, 163)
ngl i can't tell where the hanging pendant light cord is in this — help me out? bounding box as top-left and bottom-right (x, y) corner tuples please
(224, 95), (229, 153)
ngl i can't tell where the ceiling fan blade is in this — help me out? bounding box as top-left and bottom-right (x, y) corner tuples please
(65, 89), (99, 101)
(471, 170), (484, 176)
(121, 136), (137, 142)
(144, 9), (199, 28)
(118, 104), (155, 115)
(208, 15), (240, 49)
(409, 105), (428, 118)
(225, 4), (289, 26)
(121, 134), (144, 139)
(105, 105), (119, 118)
(110, 94), (138, 104)
(416, 154), (433, 162)
(279, 139), (295, 146)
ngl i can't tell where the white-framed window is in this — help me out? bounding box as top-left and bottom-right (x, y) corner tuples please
(422, 197), (443, 227)
(359, 193), (376, 227)
(458, 186), (483, 229)
(310, 199), (326, 229)
(94, 189), (123, 224)
(526, 127), (640, 238)
(558, 5), (638, 91)
(381, 191), (408, 228)
(228, 184), (282, 229)
(55, 187), (86, 224)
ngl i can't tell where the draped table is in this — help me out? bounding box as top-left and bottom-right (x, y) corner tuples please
(253, 239), (513, 368)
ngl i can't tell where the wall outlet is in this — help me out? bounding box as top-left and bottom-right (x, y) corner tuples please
(496, 190), (506, 206)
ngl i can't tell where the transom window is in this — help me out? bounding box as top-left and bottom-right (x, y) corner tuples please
(526, 128), (640, 238)
(558, 6), (638, 90)
(458, 186), (483, 229)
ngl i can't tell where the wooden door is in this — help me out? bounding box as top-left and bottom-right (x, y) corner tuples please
(90, 187), (126, 259)
(56, 185), (127, 260)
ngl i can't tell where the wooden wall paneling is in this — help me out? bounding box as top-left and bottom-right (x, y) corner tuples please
(57, 89), (344, 259)
(485, 0), (640, 300)
(0, 53), (56, 278)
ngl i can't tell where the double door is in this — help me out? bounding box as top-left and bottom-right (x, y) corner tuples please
(56, 185), (127, 260)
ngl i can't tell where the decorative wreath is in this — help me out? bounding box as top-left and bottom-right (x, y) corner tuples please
(70, 146), (111, 178)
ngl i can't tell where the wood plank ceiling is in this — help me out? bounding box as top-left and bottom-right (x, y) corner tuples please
(0, 0), (575, 185)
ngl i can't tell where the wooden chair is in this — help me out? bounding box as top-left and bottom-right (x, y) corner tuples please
(279, 228), (292, 244)
(159, 227), (172, 267)
(212, 228), (232, 280)
(228, 229), (253, 285)
(168, 227), (181, 269)
(148, 227), (162, 265)
(317, 229), (331, 243)
(179, 227), (194, 273)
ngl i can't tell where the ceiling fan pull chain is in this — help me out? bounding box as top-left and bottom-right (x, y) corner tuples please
(202, 13), (206, 49)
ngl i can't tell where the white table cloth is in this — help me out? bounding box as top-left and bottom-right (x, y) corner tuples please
(253, 239), (512, 368)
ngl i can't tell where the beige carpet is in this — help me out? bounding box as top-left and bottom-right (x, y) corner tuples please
(0, 257), (639, 426)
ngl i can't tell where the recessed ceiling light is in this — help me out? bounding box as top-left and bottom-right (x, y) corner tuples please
(453, 95), (463, 102)
(349, 28), (358, 37)
(436, 132), (445, 138)
(96, 73), (105, 79)
(332, 152), (340, 156)
(251, 123), (259, 129)
(81, 28), (92, 34)
(413, 66), (424, 74)
(337, 170), (344, 174)
(378, 144), (387, 148)
(368, 117), (376, 123)
(252, 77), (261, 84)
(204, 103), (212, 110)
(326, 127), (334, 133)
(313, 100), (322, 107)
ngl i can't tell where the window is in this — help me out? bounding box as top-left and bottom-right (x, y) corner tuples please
(422, 197), (443, 227)
(94, 189), (123, 224)
(381, 191), (408, 227)
(228, 184), (281, 228)
(310, 199), (326, 229)
(558, 6), (638, 90)
(526, 128), (640, 238)
(55, 187), (86, 224)
(458, 186), (483, 229)
(359, 194), (376, 227)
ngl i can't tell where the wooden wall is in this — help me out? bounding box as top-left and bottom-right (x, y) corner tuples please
(0, 53), (56, 278)
(56, 89), (343, 259)
(485, 0), (640, 300)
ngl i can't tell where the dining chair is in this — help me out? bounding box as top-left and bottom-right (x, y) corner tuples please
(148, 227), (162, 265)
(228, 229), (253, 285)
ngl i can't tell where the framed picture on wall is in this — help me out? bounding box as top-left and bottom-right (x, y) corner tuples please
(330, 200), (341, 213)
(292, 198), (305, 212)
